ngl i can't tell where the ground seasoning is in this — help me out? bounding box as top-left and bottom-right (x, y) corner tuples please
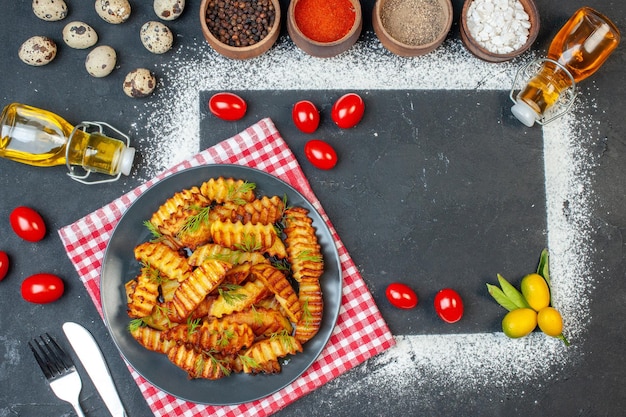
(294, 0), (356, 43)
(380, 0), (446, 46)
(205, 0), (276, 47)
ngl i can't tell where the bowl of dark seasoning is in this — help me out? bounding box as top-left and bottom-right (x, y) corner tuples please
(460, 0), (539, 62)
(373, 0), (452, 57)
(200, 0), (281, 59)
(287, 0), (362, 58)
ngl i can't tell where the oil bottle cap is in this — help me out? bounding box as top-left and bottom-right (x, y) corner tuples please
(120, 146), (136, 176)
(511, 101), (539, 127)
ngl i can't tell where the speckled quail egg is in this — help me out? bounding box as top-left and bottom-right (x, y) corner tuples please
(140, 21), (174, 54)
(85, 45), (117, 77)
(18, 36), (57, 66)
(32, 0), (68, 21)
(95, 0), (131, 24)
(63, 21), (98, 49)
(153, 0), (185, 21)
(123, 68), (157, 98)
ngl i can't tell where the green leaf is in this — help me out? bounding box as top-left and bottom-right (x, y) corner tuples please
(537, 248), (552, 289)
(486, 283), (518, 311)
(497, 274), (530, 309)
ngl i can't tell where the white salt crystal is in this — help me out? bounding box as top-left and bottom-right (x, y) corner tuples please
(466, 0), (531, 54)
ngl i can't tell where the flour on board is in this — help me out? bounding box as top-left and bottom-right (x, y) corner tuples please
(132, 33), (596, 400)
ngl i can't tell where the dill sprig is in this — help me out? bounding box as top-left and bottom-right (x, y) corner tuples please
(217, 329), (235, 348)
(234, 234), (261, 253)
(228, 182), (256, 205)
(218, 284), (247, 305)
(128, 318), (147, 333)
(238, 354), (260, 371)
(296, 250), (323, 263)
(178, 205), (211, 236)
(301, 299), (313, 326)
(143, 220), (162, 239)
(141, 263), (164, 284)
(270, 329), (294, 350)
(204, 350), (231, 376)
(187, 317), (202, 335)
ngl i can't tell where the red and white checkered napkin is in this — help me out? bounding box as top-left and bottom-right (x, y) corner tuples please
(58, 118), (395, 417)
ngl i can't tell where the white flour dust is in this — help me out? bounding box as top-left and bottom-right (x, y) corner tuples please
(132, 34), (596, 401)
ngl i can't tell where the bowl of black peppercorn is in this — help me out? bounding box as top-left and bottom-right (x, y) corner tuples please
(200, 0), (281, 59)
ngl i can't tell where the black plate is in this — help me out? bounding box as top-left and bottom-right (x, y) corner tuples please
(101, 164), (343, 405)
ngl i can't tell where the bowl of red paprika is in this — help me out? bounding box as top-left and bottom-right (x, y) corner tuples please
(287, 0), (363, 58)
(200, 0), (281, 59)
(373, 0), (453, 57)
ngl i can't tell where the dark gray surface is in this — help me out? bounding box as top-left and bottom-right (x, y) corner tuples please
(1, 1), (625, 416)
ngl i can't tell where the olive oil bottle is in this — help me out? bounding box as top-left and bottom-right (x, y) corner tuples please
(511, 7), (620, 127)
(0, 103), (135, 183)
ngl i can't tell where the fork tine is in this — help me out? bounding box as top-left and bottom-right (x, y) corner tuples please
(29, 337), (54, 379)
(44, 333), (75, 371)
(29, 333), (75, 379)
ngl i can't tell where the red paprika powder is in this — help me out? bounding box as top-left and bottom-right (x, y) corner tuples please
(294, 0), (356, 43)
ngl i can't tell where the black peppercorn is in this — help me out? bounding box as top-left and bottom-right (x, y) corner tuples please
(205, 0), (276, 47)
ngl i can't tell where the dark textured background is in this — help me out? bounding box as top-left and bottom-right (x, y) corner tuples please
(1, 0), (625, 416)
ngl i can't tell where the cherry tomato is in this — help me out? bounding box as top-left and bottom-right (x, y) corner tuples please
(292, 100), (320, 134)
(385, 282), (418, 309)
(331, 93), (365, 129)
(208, 92), (247, 121)
(304, 139), (338, 170)
(434, 288), (464, 323)
(10, 206), (46, 242)
(0, 251), (9, 281)
(21, 273), (65, 304)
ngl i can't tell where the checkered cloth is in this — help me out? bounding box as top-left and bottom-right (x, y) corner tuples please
(58, 118), (395, 417)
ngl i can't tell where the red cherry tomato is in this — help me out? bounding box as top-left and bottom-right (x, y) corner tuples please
(0, 251), (9, 281)
(292, 100), (320, 134)
(21, 273), (64, 304)
(304, 139), (338, 170)
(10, 206), (46, 242)
(208, 92), (247, 121)
(331, 93), (365, 129)
(385, 282), (418, 309)
(434, 288), (464, 323)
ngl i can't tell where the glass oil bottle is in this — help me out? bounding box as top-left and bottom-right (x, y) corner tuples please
(510, 7), (620, 127)
(0, 103), (135, 184)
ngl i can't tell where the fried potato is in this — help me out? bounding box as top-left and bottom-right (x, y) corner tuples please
(188, 243), (268, 267)
(294, 278), (324, 344)
(170, 259), (230, 320)
(200, 177), (255, 204)
(284, 207), (324, 282)
(129, 325), (176, 354)
(127, 266), (161, 318)
(209, 279), (271, 318)
(223, 307), (293, 338)
(163, 319), (255, 354)
(134, 241), (192, 282)
(210, 219), (286, 257)
(251, 263), (302, 323)
(150, 186), (210, 237)
(218, 195), (285, 225)
(241, 335), (303, 374)
(167, 344), (231, 380)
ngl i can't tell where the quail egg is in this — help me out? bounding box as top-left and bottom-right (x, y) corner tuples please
(85, 45), (117, 77)
(95, 0), (131, 24)
(32, 0), (68, 21)
(140, 21), (174, 54)
(123, 68), (157, 98)
(63, 21), (98, 49)
(18, 36), (57, 66)
(153, 0), (185, 21)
